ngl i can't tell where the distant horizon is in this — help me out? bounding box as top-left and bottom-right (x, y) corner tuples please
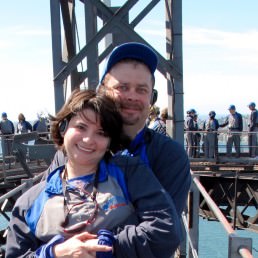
(5, 110), (252, 124)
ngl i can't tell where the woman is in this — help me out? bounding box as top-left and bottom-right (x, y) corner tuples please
(6, 89), (179, 258)
(16, 113), (32, 134)
(148, 106), (167, 136)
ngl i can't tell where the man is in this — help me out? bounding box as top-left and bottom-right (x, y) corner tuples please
(220, 105), (243, 158)
(32, 113), (48, 134)
(46, 42), (191, 256)
(184, 109), (196, 157)
(193, 113), (201, 158)
(203, 111), (219, 159)
(247, 102), (258, 158)
(0, 112), (15, 163)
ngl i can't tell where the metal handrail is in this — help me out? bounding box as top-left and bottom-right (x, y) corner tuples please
(0, 173), (43, 205)
(182, 211), (198, 258)
(191, 171), (253, 258)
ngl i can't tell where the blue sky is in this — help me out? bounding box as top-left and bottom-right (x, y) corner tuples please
(0, 1), (258, 122)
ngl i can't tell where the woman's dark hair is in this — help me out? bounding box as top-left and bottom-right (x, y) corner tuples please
(50, 89), (130, 159)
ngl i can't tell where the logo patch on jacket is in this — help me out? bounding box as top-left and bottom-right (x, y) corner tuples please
(101, 196), (127, 212)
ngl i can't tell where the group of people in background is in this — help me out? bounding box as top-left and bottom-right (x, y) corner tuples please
(0, 111), (49, 158)
(185, 102), (258, 159)
(2, 99), (257, 162)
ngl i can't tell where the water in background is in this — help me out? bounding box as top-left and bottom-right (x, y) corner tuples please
(199, 218), (258, 258)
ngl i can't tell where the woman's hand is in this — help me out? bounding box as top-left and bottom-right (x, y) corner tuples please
(53, 232), (112, 258)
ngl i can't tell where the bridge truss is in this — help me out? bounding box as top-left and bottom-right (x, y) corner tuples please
(49, 0), (184, 144)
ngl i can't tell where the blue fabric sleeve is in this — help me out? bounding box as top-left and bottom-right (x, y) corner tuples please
(35, 234), (64, 258)
(113, 156), (181, 258)
(96, 229), (115, 258)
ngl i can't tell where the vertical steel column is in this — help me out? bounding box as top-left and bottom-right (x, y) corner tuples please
(165, 0), (184, 145)
(188, 179), (200, 258)
(166, 2), (185, 257)
(50, 0), (65, 113)
(103, 0), (112, 48)
(233, 171), (239, 230)
(60, 0), (78, 91)
(84, 1), (99, 89)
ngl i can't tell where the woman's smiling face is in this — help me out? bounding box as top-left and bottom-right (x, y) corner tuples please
(63, 108), (110, 173)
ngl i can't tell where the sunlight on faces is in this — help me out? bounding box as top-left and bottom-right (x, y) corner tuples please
(103, 62), (153, 131)
(63, 109), (110, 176)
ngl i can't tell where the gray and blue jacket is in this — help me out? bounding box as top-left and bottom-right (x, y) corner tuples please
(6, 155), (180, 258)
(203, 118), (219, 132)
(21, 126), (191, 256)
(44, 127), (191, 218)
(220, 112), (243, 131)
(249, 109), (258, 131)
(0, 119), (14, 134)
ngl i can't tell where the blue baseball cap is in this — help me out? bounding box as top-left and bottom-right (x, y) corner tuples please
(189, 108), (196, 114)
(248, 102), (256, 107)
(228, 104), (236, 110)
(100, 42), (158, 83)
(2, 112), (7, 117)
(209, 111), (216, 116)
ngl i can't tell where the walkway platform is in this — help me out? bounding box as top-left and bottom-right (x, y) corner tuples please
(190, 156), (258, 233)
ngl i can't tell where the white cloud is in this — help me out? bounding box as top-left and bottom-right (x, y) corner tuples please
(150, 27), (258, 116)
(184, 26), (258, 51)
(136, 28), (164, 37)
(0, 26), (51, 52)
(0, 41), (10, 48)
(16, 29), (50, 36)
(0, 25), (49, 35)
(184, 72), (257, 116)
(0, 59), (54, 122)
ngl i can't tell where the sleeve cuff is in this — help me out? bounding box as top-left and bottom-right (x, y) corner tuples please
(36, 234), (65, 258)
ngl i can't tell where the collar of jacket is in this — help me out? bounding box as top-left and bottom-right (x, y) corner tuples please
(128, 126), (152, 154)
(45, 161), (109, 195)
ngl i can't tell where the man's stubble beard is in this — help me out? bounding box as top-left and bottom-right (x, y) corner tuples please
(119, 100), (143, 126)
(121, 113), (140, 126)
